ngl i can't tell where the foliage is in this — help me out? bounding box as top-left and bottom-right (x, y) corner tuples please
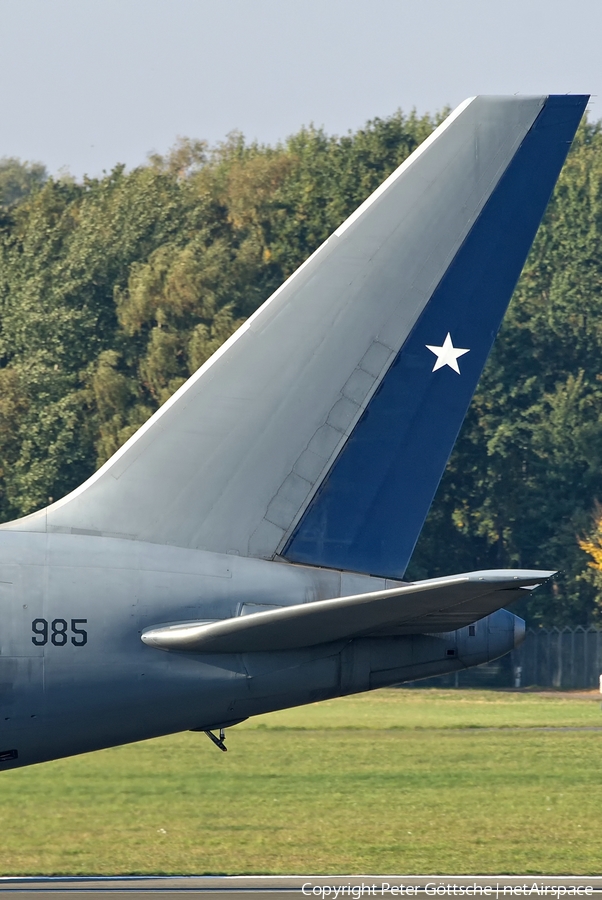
(0, 156), (47, 208)
(578, 501), (602, 599)
(1, 110), (602, 623)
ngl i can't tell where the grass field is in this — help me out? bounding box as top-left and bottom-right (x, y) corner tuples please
(0, 688), (601, 875)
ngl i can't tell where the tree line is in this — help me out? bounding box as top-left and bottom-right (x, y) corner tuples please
(1, 109), (602, 626)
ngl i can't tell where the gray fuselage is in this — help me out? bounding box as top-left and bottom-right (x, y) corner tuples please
(0, 530), (521, 769)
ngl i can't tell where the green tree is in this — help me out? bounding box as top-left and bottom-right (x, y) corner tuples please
(0, 157), (47, 208)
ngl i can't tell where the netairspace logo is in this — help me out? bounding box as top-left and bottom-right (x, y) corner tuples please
(301, 886), (594, 900)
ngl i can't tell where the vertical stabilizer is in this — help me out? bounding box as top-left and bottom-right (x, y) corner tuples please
(3, 96), (588, 578)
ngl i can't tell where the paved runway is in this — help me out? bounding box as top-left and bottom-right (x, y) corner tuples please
(0, 876), (601, 898)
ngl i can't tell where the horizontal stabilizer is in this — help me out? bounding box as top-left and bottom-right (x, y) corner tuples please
(141, 569), (553, 653)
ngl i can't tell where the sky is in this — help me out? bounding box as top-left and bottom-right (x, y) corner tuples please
(1, 0), (599, 179)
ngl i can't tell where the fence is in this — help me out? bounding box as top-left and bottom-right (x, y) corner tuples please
(511, 626), (602, 689)
(407, 626), (602, 689)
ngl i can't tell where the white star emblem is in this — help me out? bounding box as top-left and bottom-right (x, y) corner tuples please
(426, 333), (470, 374)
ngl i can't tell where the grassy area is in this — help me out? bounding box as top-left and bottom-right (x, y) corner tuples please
(0, 689), (601, 875)
(243, 686), (602, 731)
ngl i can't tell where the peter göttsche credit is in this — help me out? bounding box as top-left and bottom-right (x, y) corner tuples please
(301, 887), (595, 899)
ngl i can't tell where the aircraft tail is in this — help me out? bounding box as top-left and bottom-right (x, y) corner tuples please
(3, 95), (588, 578)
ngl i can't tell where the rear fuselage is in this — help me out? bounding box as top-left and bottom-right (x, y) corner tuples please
(0, 531), (522, 769)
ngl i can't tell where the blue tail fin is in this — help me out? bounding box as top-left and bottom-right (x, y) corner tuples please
(283, 95), (587, 577)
